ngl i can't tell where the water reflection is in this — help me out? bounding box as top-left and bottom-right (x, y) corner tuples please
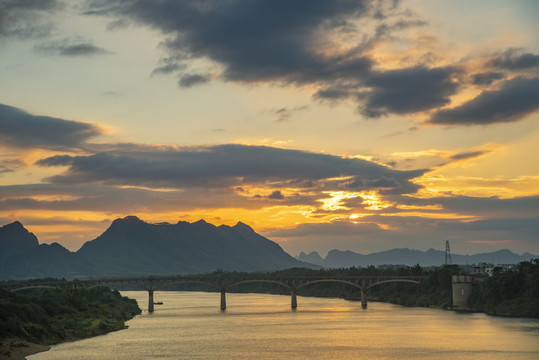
(30, 291), (539, 360)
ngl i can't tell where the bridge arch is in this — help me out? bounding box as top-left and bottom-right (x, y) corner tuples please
(297, 279), (363, 291)
(228, 279), (291, 290)
(366, 279), (421, 290)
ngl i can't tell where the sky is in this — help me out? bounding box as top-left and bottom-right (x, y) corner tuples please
(1, 0), (538, 257)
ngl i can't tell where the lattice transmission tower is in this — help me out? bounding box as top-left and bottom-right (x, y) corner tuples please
(445, 240), (452, 265)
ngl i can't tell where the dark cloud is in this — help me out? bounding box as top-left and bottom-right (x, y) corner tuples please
(113, 0), (376, 84)
(471, 71), (505, 86)
(313, 86), (353, 101)
(435, 195), (539, 218)
(35, 39), (110, 57)
(430, 76), (539, 125)
(35, 144), (424, 194)
(151, 63), (185, 76)
(0, 103), (103, 150)
(0, 0), (61, 38)
(85, 0), (455, 118)
(0, 183), (241, 213)
(271, 105), (309, 122)
(178, 73), (210, 88)
(268, 190), (284, 200)
(449, 150), (486, 161)
(489, 48), (539, 70)
(360, 66), (460, 117)
(0, 166), (13, 175)
(397, 194), (539, 219)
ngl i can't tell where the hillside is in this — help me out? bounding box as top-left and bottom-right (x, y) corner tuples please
(0, 217), (316, 279)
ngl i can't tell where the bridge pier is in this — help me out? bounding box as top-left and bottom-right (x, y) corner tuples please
(221, 287), (226, 310)
(359, 279), (368, 309)
(148, 289), (154, 313)
(360, 288), (367, 309)
(291, 287), (297, 309)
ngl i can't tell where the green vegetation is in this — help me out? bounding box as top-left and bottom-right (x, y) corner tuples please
(0, 286), (141, 346)
(468, 260), (539, 318)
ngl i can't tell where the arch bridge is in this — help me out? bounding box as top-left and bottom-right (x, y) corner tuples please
(5, 275), (427, 312)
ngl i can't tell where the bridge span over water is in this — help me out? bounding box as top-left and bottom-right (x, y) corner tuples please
(5, 275), (427, 312)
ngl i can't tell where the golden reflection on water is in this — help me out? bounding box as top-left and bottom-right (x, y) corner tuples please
(30, 291), (539, 360)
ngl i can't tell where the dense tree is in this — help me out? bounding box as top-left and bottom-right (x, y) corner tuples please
(0, 287), (141, 345)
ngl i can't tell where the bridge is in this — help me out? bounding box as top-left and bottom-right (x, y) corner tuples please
(5, 275), (427, 312)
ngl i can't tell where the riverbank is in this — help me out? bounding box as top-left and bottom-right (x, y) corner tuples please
(0, 338), (50, 360)
(0, 287), (141, 359)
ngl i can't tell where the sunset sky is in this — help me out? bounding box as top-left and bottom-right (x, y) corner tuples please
(1, 0), (538, 256)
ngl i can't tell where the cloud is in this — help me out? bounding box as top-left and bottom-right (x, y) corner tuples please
(0, 166), (13, 175)
(429, 77), (539, 125)
(0, 0), (61, 38)
(449, 150), (487, 161)
(268, 190), (284, 200)
(111, 0), (377, 84)
(178, 73), (210, 88)
(471, 71), (505, 86)
(85, 0), (458, 118)
(0, 103), (103, 150)
(271, 105), (309, 122)
(35, 144), (424, 194)
(35, 39), (111, 57)
(397, 194), (539, 219)
(151, 62), (185, 77)
(489, 48), (539, 70)
(360, 66), (460, 117)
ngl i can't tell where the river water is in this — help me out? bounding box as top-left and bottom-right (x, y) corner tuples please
(30, 291), (539, 359)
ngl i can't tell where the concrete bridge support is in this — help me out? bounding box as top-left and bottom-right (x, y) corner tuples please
(291, 287), (297, 309)
(148, 289), (154, 313)
(221, 287), (226, 311)
(360, 279), (367, 309)
(452, 275), (473, 310)
(360, 288), (367, 309)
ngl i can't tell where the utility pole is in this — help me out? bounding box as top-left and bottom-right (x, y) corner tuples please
(445, 240), (452, 265)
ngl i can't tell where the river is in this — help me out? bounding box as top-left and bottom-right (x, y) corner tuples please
(29, 291), (539, 359)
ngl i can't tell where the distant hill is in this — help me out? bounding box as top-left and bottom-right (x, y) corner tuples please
(0, 217), (316, 280)
(297, 248), (537, 268)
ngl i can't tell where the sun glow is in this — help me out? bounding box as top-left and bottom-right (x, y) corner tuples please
(319, 191), (363, 211)
(357, 191), (394, 210)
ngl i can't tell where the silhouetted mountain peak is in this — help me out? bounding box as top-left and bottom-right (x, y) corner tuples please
(5, 221), (24, 229)
(193, 219), (209, 225)
(109, 216), (147, 229)
(233, 221), (255, 233)
(118, 215), (144, 223)
(297, 251), (325, 266)
(0, 221), (39, 259)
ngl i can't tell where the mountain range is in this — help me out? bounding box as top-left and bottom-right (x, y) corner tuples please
(297, 248), (537, 268)
(0, 216), (314, 280)
(1, 217), (536, 280)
